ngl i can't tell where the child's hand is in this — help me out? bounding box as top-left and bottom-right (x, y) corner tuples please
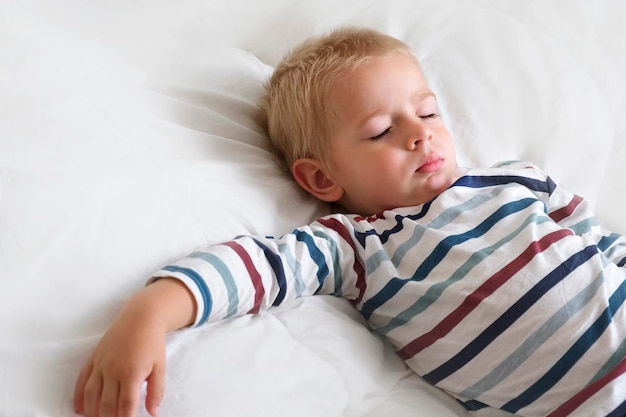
(73, 306), (167, 417)
(74, 278), (196, 417)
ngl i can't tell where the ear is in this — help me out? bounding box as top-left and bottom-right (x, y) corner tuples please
(291, 158), (344, 203)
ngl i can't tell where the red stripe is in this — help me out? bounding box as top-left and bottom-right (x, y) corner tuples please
(547, 356), (626, 417)
(317, 218), (367, 304)
(549, 194), (584, 223)
(354, 212), (386, 223)
(222, 241), (265, 314)
(398, 229), (573, 360)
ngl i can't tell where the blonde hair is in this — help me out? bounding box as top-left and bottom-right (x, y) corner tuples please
(257, 27), (417, 172)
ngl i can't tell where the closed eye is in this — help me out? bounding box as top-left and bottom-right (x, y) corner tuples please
(370, 127), (391, 141)
(420, 113), (438, 120)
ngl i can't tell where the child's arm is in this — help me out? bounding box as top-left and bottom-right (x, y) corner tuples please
(73, 217), (361, 417)
(73, 278), (196, 417)
(151, 222), (364, 328)
(538, 169), (626, 266)
(555, 195), (626, 266)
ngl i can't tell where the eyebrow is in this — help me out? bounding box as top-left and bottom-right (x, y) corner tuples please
(358, 91), (437, 127)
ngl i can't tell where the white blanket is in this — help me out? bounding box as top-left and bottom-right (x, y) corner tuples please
(2, 1), (625, 416)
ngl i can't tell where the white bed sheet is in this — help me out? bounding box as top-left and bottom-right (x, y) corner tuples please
(2, 1), (625, 416)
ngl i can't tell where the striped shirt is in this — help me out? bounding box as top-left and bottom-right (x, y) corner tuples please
(153, 161), (626, 416)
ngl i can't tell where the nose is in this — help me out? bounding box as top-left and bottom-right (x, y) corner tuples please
(406, 122), (433, 151)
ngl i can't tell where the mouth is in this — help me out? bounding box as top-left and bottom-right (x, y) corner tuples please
(416, 154), (444, 173)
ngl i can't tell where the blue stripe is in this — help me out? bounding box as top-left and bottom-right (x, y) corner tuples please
(598, 233), (626, 266)
(189, 252), (239, 318)
(294, 229), (330, 291)
(454, 174), (554, 195)
(460, 399), (488, 411)
(502, 251), (626, 413)
(569, 216), (599, 236)
(598, 234), (621, 252)
(423, 245), (598, 387)
(376, 214), (550, 336)
(361, 197), (538, 321)
(276, 243), (307, 296)
(412, 198), (537, 281)
(252, 239), (288, 306)
(365, 248), (394, 281)
(354, 176), (528, 250)
(355, 203), (432, 247)
(312, 230), (344, 296)
(461, 265), (606, 399)
(162, 265), (212, 325)
(388, 184), (516, 270)
(591, 334), (626, 383)
(590, 257), (626, 384)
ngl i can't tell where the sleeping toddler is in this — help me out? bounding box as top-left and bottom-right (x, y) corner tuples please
(74, 27), (626, 417)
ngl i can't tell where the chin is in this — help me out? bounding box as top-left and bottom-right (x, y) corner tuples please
(426, 171), (456, 192)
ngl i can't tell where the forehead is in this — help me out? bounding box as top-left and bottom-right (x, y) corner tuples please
(338, 52), (423, 84)
(329, 54), (431, 116)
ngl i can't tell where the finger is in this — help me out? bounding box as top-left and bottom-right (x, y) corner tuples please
(99, 378), (120, 417)
(74, 359), (94, 414)
(116, 377), (142, 417)
(145, 364), (166, 417)
(83, 372), (104, 417)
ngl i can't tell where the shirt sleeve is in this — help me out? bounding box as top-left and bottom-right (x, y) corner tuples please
(530, 164), (626, 268)
(149, 215), (365, 327)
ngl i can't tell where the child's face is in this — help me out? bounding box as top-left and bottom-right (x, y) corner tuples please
(325, 53), (459, 215)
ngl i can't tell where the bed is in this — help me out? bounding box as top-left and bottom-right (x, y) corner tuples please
(2, 1), (625, 416)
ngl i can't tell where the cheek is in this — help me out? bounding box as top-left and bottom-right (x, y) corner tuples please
(438, 128), (454, 143)
(370, 154), (406, 181)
